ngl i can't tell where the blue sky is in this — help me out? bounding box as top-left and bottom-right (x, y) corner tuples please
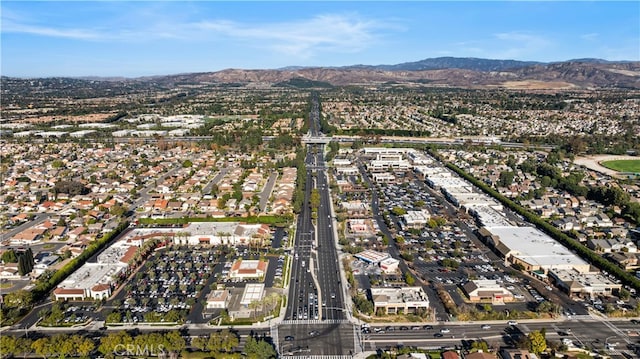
(2, 1), (639, 77)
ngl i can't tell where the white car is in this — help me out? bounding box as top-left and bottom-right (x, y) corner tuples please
(440, 328), (450, 334)
(507, 320), (518, 326)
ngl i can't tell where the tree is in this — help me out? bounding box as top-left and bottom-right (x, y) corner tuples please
(536, 300), (559, 315)
(110, 204), (128, 217)
(105, 311), (122, 323)
(31, 337), (54, 359)
(1, 249), (18, 263)
(0, 335), (17, 358)
(99, 331), (133, 357)
(70, 334), (95, 357)
(3, 290), (33, 308)
(182, 159), (193, 168)
(404, 272), (416, 286)
(163, 331), (186, 353)
(243, 336), (276, 359)
(309, 189), (320, 209)
(620, 288), (631, 300)
(50, 334), (74, 359)
(218, 329), (239, 353)
(191, 336), (208, 352)
(15, 337), (33, 358)
(498, 171), (515, 187)
(528, 330), (547, 354)
(471, 340), (489, 352)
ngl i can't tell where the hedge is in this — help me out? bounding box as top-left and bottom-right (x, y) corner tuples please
(33, 221), (130, 300)
(138, 215), (293, 226)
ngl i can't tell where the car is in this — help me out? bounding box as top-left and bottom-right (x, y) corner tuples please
(308, 330), (319, 336)
(507, 320), (518, 326)
(423, 325), (433, 330)
(284, 336), (294, 341)
(433, 333), (444, 338)
(481, 324), (491, 330)
(440, 328), (450, 334)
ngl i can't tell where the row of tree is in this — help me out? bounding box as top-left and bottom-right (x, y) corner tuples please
(0, 329), (277, 359)
(0, 333), (94, 359)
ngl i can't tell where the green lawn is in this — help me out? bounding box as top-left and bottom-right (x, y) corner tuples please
(601, 159), (640, 173)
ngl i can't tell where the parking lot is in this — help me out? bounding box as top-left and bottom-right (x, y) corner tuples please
(349, 156), (585, 319)
(110, 246), (229, 324)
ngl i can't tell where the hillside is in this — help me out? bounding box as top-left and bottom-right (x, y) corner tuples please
(3, 57), (640, 92)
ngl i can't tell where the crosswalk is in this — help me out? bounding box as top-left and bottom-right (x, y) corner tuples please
(281, 319), (350, 325)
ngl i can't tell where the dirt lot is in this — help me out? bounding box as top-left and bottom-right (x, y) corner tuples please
(499, 80), (576, 90)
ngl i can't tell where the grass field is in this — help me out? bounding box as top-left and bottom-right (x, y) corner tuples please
(601, 159), (640, 173)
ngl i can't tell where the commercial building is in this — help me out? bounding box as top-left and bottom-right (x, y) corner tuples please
(401, 209), (431, 230)
(379, 258), (400, 274)
(482, 226), (590, 274)
(172, 222), (271, 246)
(549, 268), (622, 298)
(206, 290), (231, 309)
(354, 249), (390, 264)
(53, 237), (143, 301)
(229, 259), (268, 280)
(370, 286), (429, 315)
(462, 279), (514, 304)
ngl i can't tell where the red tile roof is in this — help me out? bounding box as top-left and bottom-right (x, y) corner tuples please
(119, 246), (139, 264)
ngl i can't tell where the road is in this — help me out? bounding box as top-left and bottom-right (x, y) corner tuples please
(259, 172), (278, 212)
(277, 92), (356, 356)
(202, 167), (229, 195)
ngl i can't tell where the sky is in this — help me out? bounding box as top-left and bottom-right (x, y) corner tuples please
(1, 1), (639, 78)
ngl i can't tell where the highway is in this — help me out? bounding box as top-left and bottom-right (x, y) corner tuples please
(277, 93), (356, 356)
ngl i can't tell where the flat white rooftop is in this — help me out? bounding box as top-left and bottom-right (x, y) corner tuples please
(355, 249), (390, 264)
(240, 283), (265, 305)
(487, 226), (588, 269)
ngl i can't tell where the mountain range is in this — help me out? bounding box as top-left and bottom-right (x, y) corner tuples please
(149, 57), (640, 90)
(4, 57), (640, 90)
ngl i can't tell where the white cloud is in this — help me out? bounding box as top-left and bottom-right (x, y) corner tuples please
(580, 33), (599, 41)
(190, 14), (383, 58)
(2, 13), (390, 59)
(2, 20), (104, 40)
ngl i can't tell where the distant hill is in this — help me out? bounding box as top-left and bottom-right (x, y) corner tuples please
(3, 57), (640, 91)
(273, 77), (334, 88)
(367, 57), (543, 72)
